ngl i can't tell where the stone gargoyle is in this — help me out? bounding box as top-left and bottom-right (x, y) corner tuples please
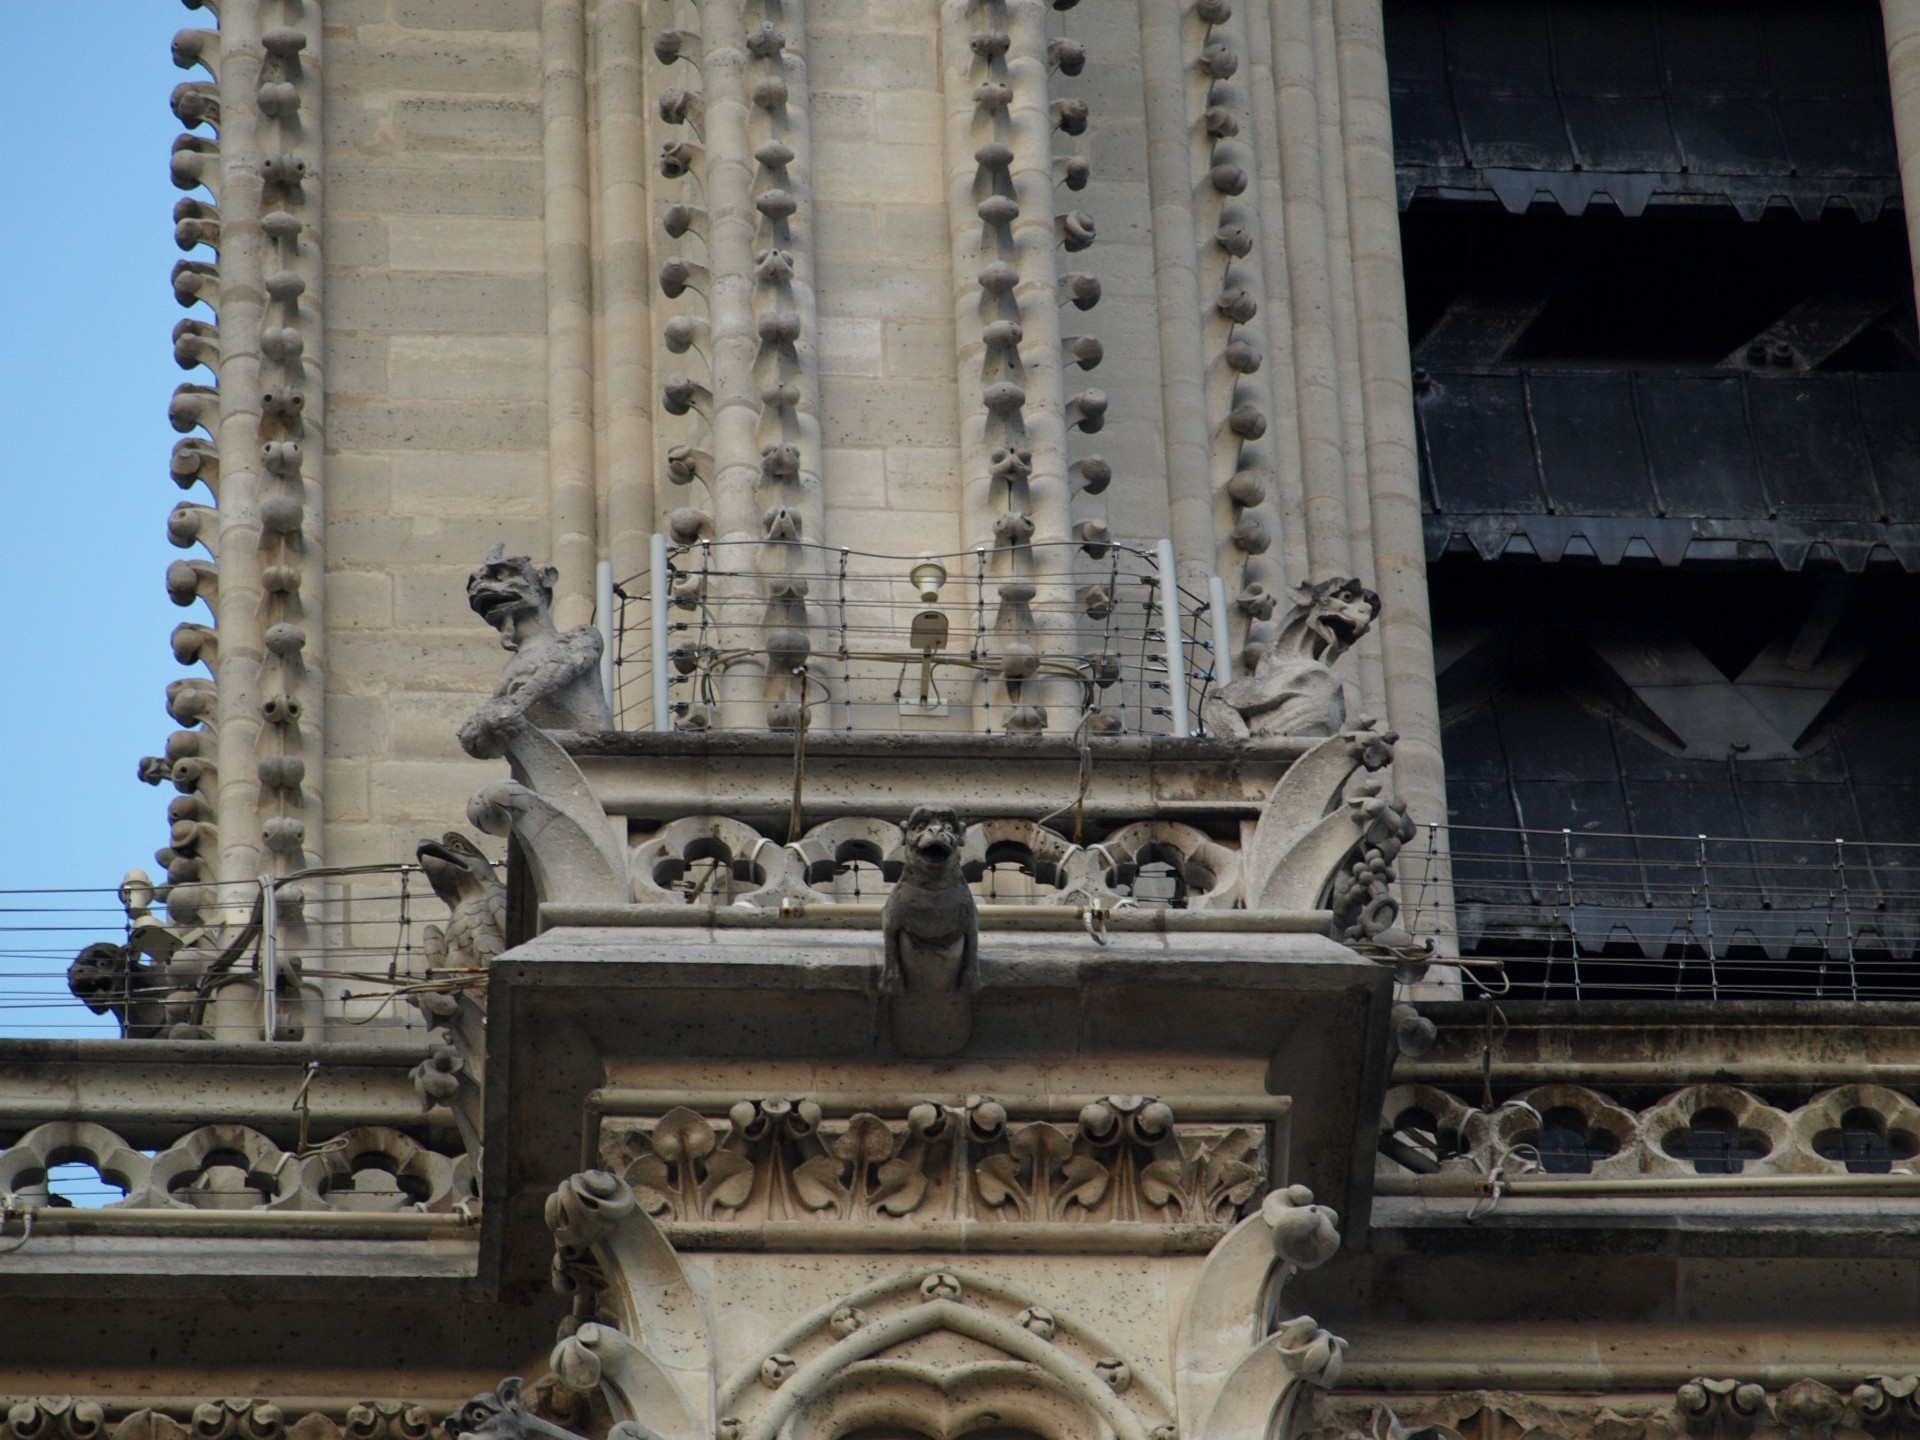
(458, 545), (612, 760)
(68, 941), (173, 1039)
(419, 832), (507, 971)
(410, 831), (507, 1024)
(455, 546), (627, 909)
(881, 804), (979, 1059)
(1202, 577), (1379, 740)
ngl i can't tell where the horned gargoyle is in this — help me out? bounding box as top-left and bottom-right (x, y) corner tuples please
(1202, 577), (1379, 740)
(458, 546), (612, 759)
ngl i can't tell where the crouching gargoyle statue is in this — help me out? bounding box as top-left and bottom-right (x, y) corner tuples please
(881, 804), (979, 1058)
(409, 831), (506, 1024)
(1202, 576), (1380, 740)
(457, 545), (613, 760)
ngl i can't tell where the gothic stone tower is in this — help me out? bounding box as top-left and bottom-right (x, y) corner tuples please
(11, 3), (1920, 1440)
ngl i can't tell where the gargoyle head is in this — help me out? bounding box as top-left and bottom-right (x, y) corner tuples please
(417, 831), (500, 908)
(1284, 577), (1379, 664)
(901, 804), (966, 870)
(67, 941), (133, 1015)
(467, 544), (558, 651)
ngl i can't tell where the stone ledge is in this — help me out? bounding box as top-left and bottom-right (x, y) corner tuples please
(557, 729), (1315, 823)
(480, 925), (1393, 1296)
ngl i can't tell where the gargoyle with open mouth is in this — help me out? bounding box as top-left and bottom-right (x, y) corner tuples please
(457, 546), (613, 759)
(1201, 576), (1380, 740)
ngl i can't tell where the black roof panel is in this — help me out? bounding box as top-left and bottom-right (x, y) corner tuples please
(1389, 0), (1900, 217)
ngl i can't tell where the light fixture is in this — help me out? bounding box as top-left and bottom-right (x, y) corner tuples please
(910, 559), (947, 604)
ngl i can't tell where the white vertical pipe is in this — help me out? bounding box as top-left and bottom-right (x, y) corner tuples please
(541, 0), (598, 631)
(1266, 0), (1354, 584)
(1137, 0), (1214, 593)
(650, 532), (672, 733)
(595, 0), (655, 587)
(697, 0), (764, 726)
(595, 559), (616, 714)
(212, 0), (267, 919)
(258, 876), (277, 1041)
(1207, 575), (1235, 687)
(1157, 538), (1191, 738)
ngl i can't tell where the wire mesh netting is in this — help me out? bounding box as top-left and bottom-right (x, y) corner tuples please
(13, 814), (1920, 1044)
(1402, 822), (1920, 1001)
(0, 868), (457, 1042)
(610, 539), (1225, 735)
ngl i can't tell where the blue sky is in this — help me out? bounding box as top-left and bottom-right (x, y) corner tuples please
(3, 4), (196, 1034)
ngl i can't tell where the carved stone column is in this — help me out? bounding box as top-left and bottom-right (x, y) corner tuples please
(542, 0), (599, 634)
(594, 0), (656, 595)
(940, 0), (1099, 733)
(162, 0), (327, 945)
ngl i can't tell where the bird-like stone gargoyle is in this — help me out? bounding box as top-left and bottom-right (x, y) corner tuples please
(458, 546), (613, 759)
(881, 804), (979, 1058)
(1201, 577), (1380, 740)
(68, 941), (172, 1039)
(413, 831), (507, 1021)
(407, 832), (505, 1111)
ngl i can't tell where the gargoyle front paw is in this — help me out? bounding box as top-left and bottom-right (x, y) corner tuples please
(457, 699), (522, 760)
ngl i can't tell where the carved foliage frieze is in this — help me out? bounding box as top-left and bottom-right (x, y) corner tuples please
(1300, 1379), (1920, 1440)
(0, 1401), (440, 1440)
(600, 1096), (1267, 1231)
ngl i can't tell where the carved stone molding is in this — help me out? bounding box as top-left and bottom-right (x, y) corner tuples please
(1173, 1186), (1346, 1440)
(521, 1171), (1342, 1440)
(444, 1381), (630, 1440)
(1243, 729), (1414, 941)
(597, 1095), (1272, 1240)
(0, 1122), (473, 1213)
(1299, 1378), (1920, 1440)
(623, 797), (1384, 925)
(714, 1267), (1177, 1440)
(0, 1400), (440, 1440)
(540, 1173), (711, 1440)
(1380, 1082), (1920, 1179)
(448, 575), (1417, 940)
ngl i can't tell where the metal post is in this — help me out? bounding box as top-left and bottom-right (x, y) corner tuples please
(595, 560), (616, 714)
(1155, 539), (1191, 737)
(1560, 828), (1581, 1001)
(650, 532), (672, 732)
(1206, 575), (1234, 687)
(1838, 837), (1857, 1000)
(1699, 833), (1717, 1000)
(258, 875), (277, 1042)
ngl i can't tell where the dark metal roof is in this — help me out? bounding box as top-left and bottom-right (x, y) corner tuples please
(1444, 676), (1920, 970)
(1389, 0), (1901, 219)
(1417, 368), (1920, 569)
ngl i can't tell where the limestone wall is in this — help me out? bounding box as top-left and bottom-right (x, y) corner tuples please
(157, 0), (1447, 888)
(322, 2), (551, 870)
